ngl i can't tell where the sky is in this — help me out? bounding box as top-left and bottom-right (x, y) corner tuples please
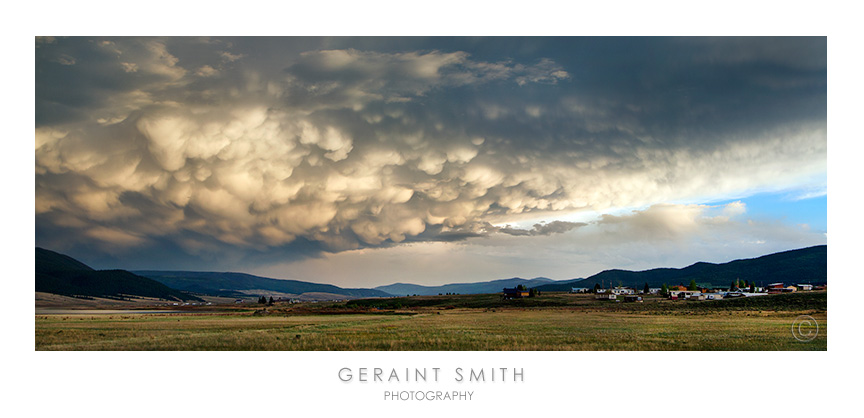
(34, 37), (827, 288)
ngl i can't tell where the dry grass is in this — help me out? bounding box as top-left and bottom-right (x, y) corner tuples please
(35, 308), (827, 351)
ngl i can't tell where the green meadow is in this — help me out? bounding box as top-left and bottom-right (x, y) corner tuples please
(35, 292), (826, 351)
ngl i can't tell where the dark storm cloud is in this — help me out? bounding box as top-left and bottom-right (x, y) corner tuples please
(35, 37), (826, 269)
(496, 221), (587, 237)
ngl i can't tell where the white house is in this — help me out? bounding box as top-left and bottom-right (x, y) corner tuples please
(724, 291), (768, 298)
(669, 290), (701, 299)
(797, 284), (813, 291)
(610, 287), (635, 295)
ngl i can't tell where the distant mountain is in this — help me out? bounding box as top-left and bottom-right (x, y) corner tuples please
(534, 245), (827, 292)
(375, 277), (556, 296)
(134, 271), (393, 299)
(36, 248), (202, 302)
(37, 245), (827, 302)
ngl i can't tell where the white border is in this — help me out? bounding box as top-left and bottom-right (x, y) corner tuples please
(11, 2), (859, 417)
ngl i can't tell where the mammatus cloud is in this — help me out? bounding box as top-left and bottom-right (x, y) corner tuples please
(35, 37), (826, 270)
(284, 49), (569, 108)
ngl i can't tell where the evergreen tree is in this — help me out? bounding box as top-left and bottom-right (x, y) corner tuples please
(268, 296), (275, 305)
(688, 279), (698, 291)
(643, 282), (650, 294)
(593, 283), (601, 294)
(661, 283), (669, 297)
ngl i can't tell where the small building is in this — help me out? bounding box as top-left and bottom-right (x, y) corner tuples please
(785, 286), (798, 292)
(610, 287), (635, 295)
(595, 293), (617, 300)
(503, 288), (530, 299)
(648, 288), (661, 294)
(669, 290), (701, 299)
(767, 283), (786, 294)
(570, 287), (590, 294)
(623, 295), (643, 303)
(766, 283), (785, 293)
(797, 284), (813, 291)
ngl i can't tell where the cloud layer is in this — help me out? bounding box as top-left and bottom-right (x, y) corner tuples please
(35, 37), (827, 272)
(256, 201), (827, 288)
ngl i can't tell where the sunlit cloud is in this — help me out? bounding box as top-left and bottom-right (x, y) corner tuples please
(35, 37), (827, 280)
(255, 202), (825, 287)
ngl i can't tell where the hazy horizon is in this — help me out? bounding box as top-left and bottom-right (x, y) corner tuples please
(39, 243), (823, 289)
(36, 37), (827, 288)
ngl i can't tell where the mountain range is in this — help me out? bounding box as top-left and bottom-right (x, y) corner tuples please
(533, 245), (827, 292)
(36, 245), (827, 302)
(134, 270), (392, 300)
(375, 277), (556, 296)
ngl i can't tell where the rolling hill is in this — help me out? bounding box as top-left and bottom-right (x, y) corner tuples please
(134, 270), (394, 299)
(375, 277), (556, 296)
(36, 245), (827, 302)
(533, 245), (827, 292)
(36, 248), (203, 302)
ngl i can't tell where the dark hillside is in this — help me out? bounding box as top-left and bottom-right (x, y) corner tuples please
(535, 245), (826, 291)
(36, 247), (94, 274)
(36, 248), (202, 302)
(135, 271), (393, 298)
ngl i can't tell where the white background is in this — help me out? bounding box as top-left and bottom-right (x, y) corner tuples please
(7, 1), (861, 417)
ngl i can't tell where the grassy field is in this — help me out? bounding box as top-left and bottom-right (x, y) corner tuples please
(35, 292), (827, 351)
